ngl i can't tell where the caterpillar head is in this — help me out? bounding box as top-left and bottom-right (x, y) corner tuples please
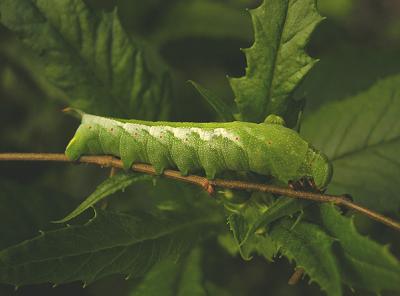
(65, 124), (96, 161)
(64, 108), (90, 160)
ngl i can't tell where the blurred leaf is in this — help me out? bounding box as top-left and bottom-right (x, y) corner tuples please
(217, 233), (239, 256)
(132, 248), (206, 296)
(0, 39), (69, 103)
(229, 0), (323, 122)
(204, 281), (232, 296)
(0, 0), (171, 119)
(270, 219), (342, 296)
(0, 180), (71, 250)
(320, 204), (400, 294)
(55, 174), (152, 223)
(150, 0), (252, 45)
(0, 209), (219, 287)
(116, 0), (170, 37)
(302, 74), (400, 212)
(298, 46), (400, 112)
(318, 0), (355, 20)
(189, 80), (235, 122)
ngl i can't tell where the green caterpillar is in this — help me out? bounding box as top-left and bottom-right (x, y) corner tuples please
(65, 109), (332, 189)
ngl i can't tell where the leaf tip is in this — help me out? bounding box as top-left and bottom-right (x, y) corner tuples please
(51, 216), (70, 224)
(88, 206), (98, 222)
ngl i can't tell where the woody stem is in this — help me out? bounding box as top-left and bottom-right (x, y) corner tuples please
(0, 153), (399, 232)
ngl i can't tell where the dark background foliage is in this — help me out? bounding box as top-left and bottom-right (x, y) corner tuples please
(0, 0), (399, 295)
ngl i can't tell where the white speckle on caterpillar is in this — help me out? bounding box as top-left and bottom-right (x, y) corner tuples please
(83, 114), (124, 128)
(190, 128), (212, 141)
(213, 128), (239, 142)
(149, 126), (166, 137)
(123, 122), (149, 134)
(172, 127), (191, 139)
(84, 114), (240, 144)
(172, 127), (238, 142)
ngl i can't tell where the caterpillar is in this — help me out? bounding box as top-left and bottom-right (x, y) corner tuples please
(65, 109), (332, 190)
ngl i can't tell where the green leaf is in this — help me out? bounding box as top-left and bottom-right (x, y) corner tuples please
(244, 197), (304, 244)
(132, 248), (206, 296)
(320, 204), (400, 294)
(0, 0), (171, 119)
(301, 74), (400, 212)
(55, 174), (152, 223)
(270, 219), (342, 296)
(189, 80), (235, 122)
(150, 0), (252, 45)
(131, 259), (180, 296)
(229, 0), (323, 122)
(238, 232), (278, 262)
(0, 209), (218, 287)
(226, 193), (271, 259)
(177, 248), (206, 296)
(227, 193), (302, 260)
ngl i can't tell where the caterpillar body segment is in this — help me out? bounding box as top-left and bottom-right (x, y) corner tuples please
(65, 110), (332, 189)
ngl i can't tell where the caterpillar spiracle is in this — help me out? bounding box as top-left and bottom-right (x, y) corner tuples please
(65, 109), (332, 190)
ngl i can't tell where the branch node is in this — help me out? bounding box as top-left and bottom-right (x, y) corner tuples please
(203, 180), (214, 195)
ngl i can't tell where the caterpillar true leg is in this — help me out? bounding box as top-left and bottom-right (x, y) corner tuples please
(288, 176), (321, 193)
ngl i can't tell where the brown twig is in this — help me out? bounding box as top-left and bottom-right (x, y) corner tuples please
(288, 268), (304, 285)
(1, 152), (400, 233)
